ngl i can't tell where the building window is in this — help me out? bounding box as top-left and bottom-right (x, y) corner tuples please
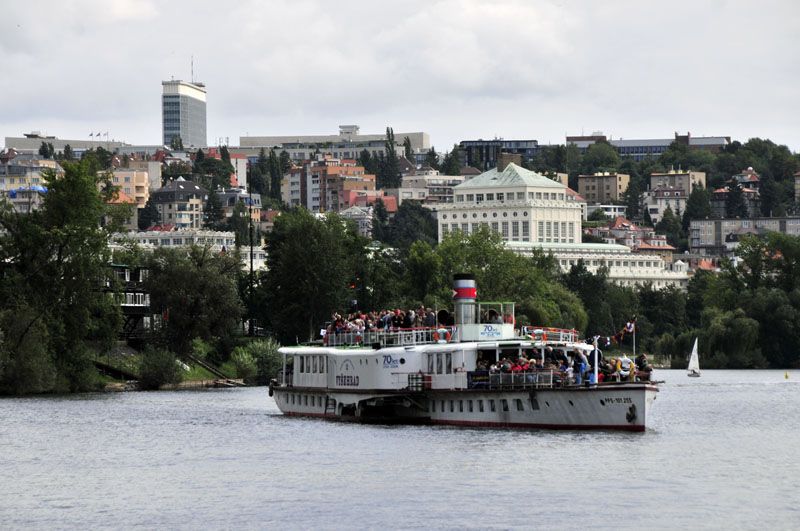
(538, 221), (544, 242)
(486, 193), (494, 201)
(461, 223), (468, 233)
(512, 221), (519, 240)
(491, 222), (499, 233)
(466, 194), (474, 202)
(502, 222), (509, 239)
(497, 193), (504, 202)
(516, 192), (524, 200)
(475, 194), (484, 203)
(522, 221), (530, 241)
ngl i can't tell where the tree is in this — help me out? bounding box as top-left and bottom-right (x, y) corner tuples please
(682, 185), (712, 231)
(260, 209), (368, 343)
(580, 141), (619, 174)
(249, 148), (268, 196)
(622, 176), (642, 219)
(372, 198), (389, 242)
(725, 180), (749, 218)
(62, 144), (74, 161)
(0, 161), (120, 393)
(220, 145), (231, 165)
(424, 147), (440, 170)
(378, 127), (400, 189)
(145, 246), (243, 356)
(403, 136), (413, 160)
(384, 200), (438, 250)
(228, 199), (250, 246)
(169, 135), (184, 151)
(440, 145), (462, 175)
(138, 197), (160, 230)
(587, 209), (609, 222)
(268, 149), (283, 202)
(204, 191), (225, 230)
(404, 241), (442, 302)
(655, 206), (685, 249)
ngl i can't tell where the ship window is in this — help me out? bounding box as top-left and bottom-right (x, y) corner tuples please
(312, 356), (318, 373)
(468, 400), (474, 412)
(459, 400), (463, 412)
(446, 353), (453, 373)
(490, 400), (496, 412)
(501, 399), (509, 411)
(530, 397), (540, 410)
(436, 353), (443, 374)
(515, 399), (524, 411)
(299, 356), (305, 373)
(479, 400), (485, 412)
(304, 395), (308, 406)
(449, 400), (454, 412)
(291, 394), (295, 404)
(428, 354), (435, 373)
(441, 400), (445, 412)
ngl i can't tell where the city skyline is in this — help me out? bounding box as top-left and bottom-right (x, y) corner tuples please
(1, 0), (798, 151)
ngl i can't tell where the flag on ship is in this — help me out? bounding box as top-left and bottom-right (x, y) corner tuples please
(612, 315), (637, 344)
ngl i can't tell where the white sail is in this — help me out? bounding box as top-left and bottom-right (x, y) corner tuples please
(687, 338), (700, 376)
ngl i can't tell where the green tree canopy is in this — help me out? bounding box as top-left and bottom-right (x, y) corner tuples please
(0, 161), (120, 393)
(145, 246), (243, 356)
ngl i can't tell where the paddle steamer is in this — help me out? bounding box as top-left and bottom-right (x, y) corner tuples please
(270, 275), (659, 431)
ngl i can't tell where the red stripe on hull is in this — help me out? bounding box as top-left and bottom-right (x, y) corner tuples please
(430, 418), (645, 432)
(280, 411), (644, 432)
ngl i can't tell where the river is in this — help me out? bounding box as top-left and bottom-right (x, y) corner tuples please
(1, 370), (798, 529)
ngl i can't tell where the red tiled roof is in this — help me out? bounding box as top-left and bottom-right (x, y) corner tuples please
(108, 190), (135, 204)
(697, 259), (716, 271)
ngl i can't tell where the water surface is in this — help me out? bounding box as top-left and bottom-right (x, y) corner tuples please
(2, 370), (798, 529)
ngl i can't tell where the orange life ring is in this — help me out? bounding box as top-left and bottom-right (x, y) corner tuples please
(433, 330), (451, 342)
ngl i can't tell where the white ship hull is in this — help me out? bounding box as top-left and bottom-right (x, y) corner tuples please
(272, 383), (657, 432)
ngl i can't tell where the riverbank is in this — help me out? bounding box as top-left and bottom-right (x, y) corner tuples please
(103, 378), (247, 392)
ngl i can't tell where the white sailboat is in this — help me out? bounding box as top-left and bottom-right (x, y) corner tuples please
(687, 338), (701, 377)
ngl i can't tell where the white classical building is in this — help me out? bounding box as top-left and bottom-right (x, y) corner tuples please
(112, 229), (267, 270)
(434, 163), (688, 289)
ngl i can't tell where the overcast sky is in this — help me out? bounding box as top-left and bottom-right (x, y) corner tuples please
(1, 0), (798, 151)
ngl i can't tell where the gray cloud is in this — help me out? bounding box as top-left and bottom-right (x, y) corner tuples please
(1, 0), (798, 150)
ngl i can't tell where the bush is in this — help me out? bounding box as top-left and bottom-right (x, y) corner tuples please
(139, 348), (182, 390)
(245, 338), (283, 384)
(191, 337), (213, 361)
(230, 347), (257, 380)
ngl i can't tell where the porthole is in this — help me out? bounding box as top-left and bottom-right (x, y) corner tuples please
(462, 213), (467, 219)
(513, 212), (518, 217)
(442, 214), (447, 219)
(400, 358), (406, 364)
(502, 212), (508, 217)
(523, 212), (528, 216)
(482, 213), (488, 218)
(492, 213), (498, 218)
(472, 213), (477, 218)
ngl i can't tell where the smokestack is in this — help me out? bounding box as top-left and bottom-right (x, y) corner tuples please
(453, 274), (477, 326)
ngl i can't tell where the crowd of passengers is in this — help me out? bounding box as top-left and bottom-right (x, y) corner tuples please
(327, 307), (438, 335)
(477, 347), (653, 383)
(325, 307), (513, 336)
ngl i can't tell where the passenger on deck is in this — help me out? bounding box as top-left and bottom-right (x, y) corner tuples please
(487, 309), (503, 324)
(619, 354), (633, 380)
(635, 353), (653, 381)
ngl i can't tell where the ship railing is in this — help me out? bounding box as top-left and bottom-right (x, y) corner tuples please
(324, 327), (457, 347)
(520, 326), (580, 344)
(467, 370), (559, 390)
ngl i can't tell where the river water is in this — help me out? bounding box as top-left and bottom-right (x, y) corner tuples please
(1, 370), (798, 530)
